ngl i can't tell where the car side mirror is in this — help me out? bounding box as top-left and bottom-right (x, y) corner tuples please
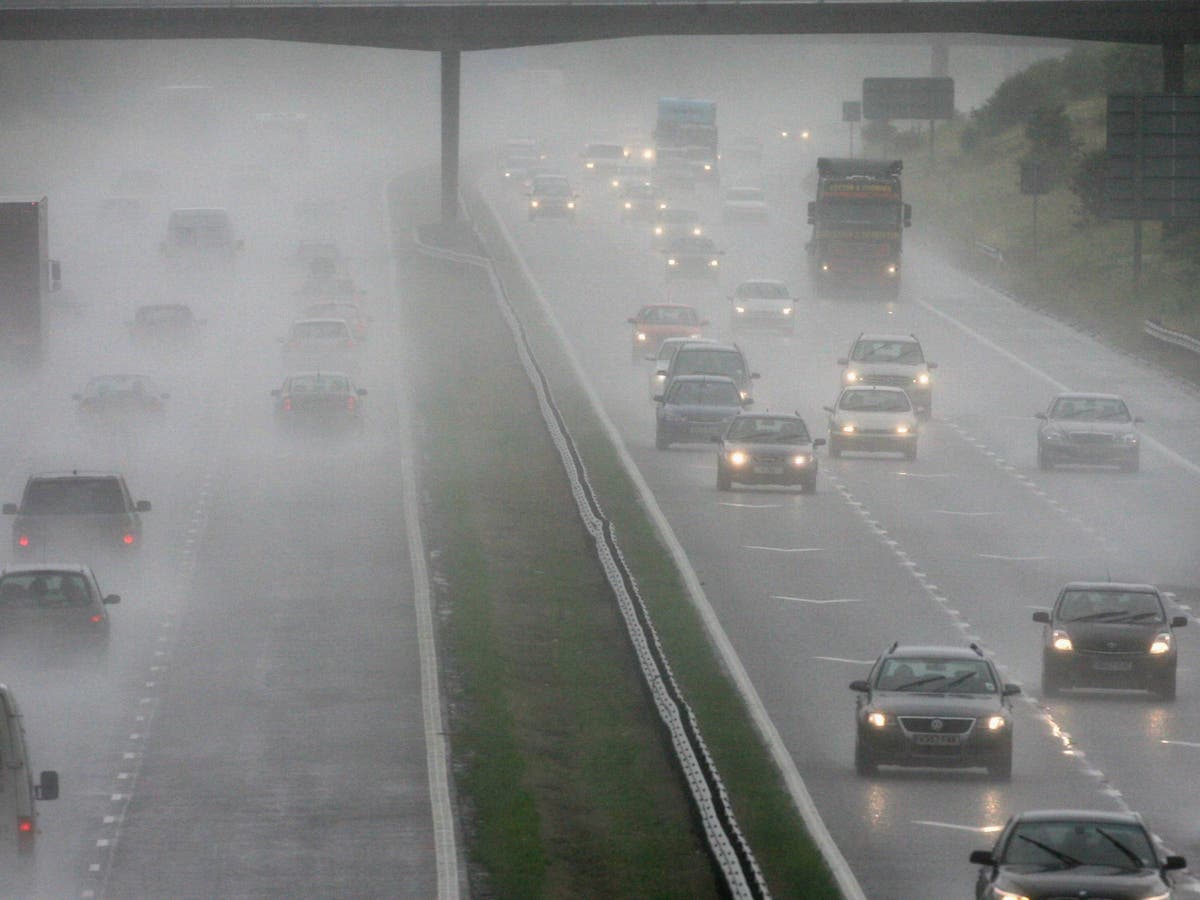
(1002, 683), (1021, 696)
(822, 406), (834, 414)
(968, 850), (995, 866)
(36, 771), (59, 801)
(1172, 616), (1188, 628)
(1034, 412), (1047, 420)
(750, 372), (761, 379)
(652, 394), (664, 403)
(136, 500), (152, 513)
(927, 361), (938, 369)
(2, 503), (16, 515)
(1164, 855), (1187, 870)
(1134, 416), (1144, 424)
(104, 594), (121, 605)
(270, 389), (281, 397)
(357, 389), (368, 396)
(627, 318), (637, 325)
(849, 680), (870, 692)
(1032, 611), (1051, 624)
(72, 393), (82, 401)
(837, 358), (848, 366)
(813, 438), (826, 448)
(710, 436), (722, 444)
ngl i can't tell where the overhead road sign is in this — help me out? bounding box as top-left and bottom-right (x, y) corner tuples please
(862, 77), (954, 121)
(1105, 93), (1200, 220)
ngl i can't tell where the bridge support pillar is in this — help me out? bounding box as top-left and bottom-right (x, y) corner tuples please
(441, 49), (461, 224)
(1163, 37), (1184, 93)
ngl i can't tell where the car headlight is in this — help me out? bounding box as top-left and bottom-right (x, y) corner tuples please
(916, 372), (930, 385)
(988, 890), (1031, 900)
(821, 262), (830, 272)
(709, 258), (719, 267)
(841, 424), (856, 434)
(624, 201), (633, 209)
(1150, 633), (1172, 654)
(895, 424), (910, 435)
(1051, 630), (1074, 652)
(886, 263), (898, 276)
(643, 148), (655, 160)
(1122, 433), (1139, 444)
(734, 306), (746, 314)
(704, 163), (712, 171)
(658, 202), (668, 210)
(844, 370), (859, 383)
(739, 390), (750, 401)
(692, 227), (702, 236)
(866, 711), (887, 728)
(791, 454), (809, 466)
(667, 258), (678, 266)
(585, 161), (595, 169)
(567, 201), (575, 209)
(504, 171), (512, 178)
(728, 450), (748, 466)
(782, 306), (793, 315)
(1043, 429), (1064, 442)
(530, 199), (539, 208)
(986, 715), (1007, 731)
(611, 178), (620, 188)
(636, 332), (647, 342)
(654, 226), (664, 235)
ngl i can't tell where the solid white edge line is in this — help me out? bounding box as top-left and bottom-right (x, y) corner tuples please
(387, 185), (463, 900)
(916, 290), (1200, 480)
(474, 182), (867, 900)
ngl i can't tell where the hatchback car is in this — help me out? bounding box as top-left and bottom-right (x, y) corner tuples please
(715, 413), (824, 493)
(0, 565), (119, 660)
(3, 472), (151, 555)
(1035, 582), (1186, 699)
(647, 336), (716, 400)
(654, 375), (749, 449)
(579, 142), (627, 176)
(1036, 393), (1142, 471)
(838, 332), (936, 417)
(665, 235), (723, 280)
(627, 304), (707, 357)
(851, 643), (1020, 779)
(970, 810), (1186, 900)
(825, 385), (918, 459)
(651, 208), (703, 247)
(301, 301), (370, 342)
(729, 280), (796, 333)
(272, 371), (367, 433)
(620, 182), (664, 222)
(528, 175), (578, 220)
(127, 303), (203, 344)
(73, 374), (168, 419)
(281, 318), (359, 370)
(661, 340), (759, 402)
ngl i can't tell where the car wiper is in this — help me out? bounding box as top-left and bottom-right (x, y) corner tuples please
(942, 672), (981, 691)
(1096, 828), (1145, 870)
(1016, 835), (1081, 868)
(895, 675), (946, 691)
(1066, 611), (1128, 622)
(1108, 612), (1163, 623)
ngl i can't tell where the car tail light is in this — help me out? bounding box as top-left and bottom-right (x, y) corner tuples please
(123, 533), (136, 546)
(346, 395), (357, 412)
(17, 535), (29, 547)
(90, 614), (103, 624)
(286, 340), (299, 349)
(17, 817), (33, 834)
(343, 339), (355, 349)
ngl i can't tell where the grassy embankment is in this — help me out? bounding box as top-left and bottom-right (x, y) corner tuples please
(902, 96), (1200, 385)
(392, 173), (842, 898)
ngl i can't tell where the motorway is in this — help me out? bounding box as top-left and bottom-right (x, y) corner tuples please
(0, 124), (444, 897)
(482, 152), (1200, 898)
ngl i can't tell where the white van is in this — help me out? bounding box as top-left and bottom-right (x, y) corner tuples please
(0, 685), (58, 865)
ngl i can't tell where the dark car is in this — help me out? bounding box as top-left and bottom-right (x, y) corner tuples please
(127, 303), (204, 344)
(73, 374), (168, 420)
(527, 175), (577, 220)
(1035, 582), (1186, 699)
(661, 340), (759, 402)
(1036, 392), (1142, 471)
(272, 371), (367, 433)
(715, 413), (825, 493)
(970, 810), (1186, 900)
(850, 643), (1020, 779)
(654, 375), (749, 450)
(664, 235), (723, 280)
(3, 472), (150, 555)
(0, 565), (119, 660)
(620, 182), (663, 222)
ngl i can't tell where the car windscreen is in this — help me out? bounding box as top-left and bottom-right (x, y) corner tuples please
(875, 658), (997, 694)
(1057, 590), (1164, 623)
(727, 417), (810, 443)
(838, 390), (911, 413)
(292, 321), (350, 340)
(660, 209), (699, 223)
(851, 340), (924, 364)
(535, 181), (573, 196)
(1049, 397), (1131, 421)
(735, 282), (788, 300)
(0, 572), (91, 609)
(85, 375), (154, 398)
(287, 374), (350, 394)
(23, 478), (126, 515)
(1002, 820), (1156, 870)
(641, 307), (698, 325)
(667, 381), (740, 406)
(673, 350), (745, 379)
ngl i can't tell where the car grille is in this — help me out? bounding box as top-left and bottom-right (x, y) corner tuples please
(854, 428), (902, 436)
(862, 374), (914, 388)
(1076, 640), (1148, 655)
(748, 454), (788, 465)
(898, 716), (975, 735)
(1066, 431), (1116, 444)
(688, 414), (730, 424)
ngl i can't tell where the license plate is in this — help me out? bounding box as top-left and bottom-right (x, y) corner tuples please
(913, 734), (960, 746)
(1093, 659), (1133, 671)
(754, 465), (784, 475)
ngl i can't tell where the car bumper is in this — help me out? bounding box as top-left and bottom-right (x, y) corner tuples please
(833, 433), (916, 453)
(723, 462), (817, 485)
(858, 724), (1011, 769)
(1040, 442), (1137, 466)
(1045, 650), (1174, 687)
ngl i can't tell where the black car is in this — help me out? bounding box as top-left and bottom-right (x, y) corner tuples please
(620, 182), (661, 222)
(715, 413), (824, 493)
(654, 375), (748, 450)
(0, 564), (119, 661)
(1035, 582), (1186, 699)
(3, 472), (150, 555)
(272, 371), (367, 433)
(1036, 392), (1142, 471)
(850, 643), (1020, 779)
(664, 235), (723, 280)
(970, 809), (1186, 900)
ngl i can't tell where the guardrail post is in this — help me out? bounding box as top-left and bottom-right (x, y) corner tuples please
(441, 49), (461, 224)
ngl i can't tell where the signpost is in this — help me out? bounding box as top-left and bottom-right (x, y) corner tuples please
(1020, 159), (1052, 263)
(843, 100), (861, 157)
(862, 77), (954, 162)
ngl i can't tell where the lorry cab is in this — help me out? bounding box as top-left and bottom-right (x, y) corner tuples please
(161, 207), (242, 258)
(0, 684), (59, 865)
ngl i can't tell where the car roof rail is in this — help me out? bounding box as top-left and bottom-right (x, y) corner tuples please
(969, 642), (985, 657)
(887, 640), (899, 654)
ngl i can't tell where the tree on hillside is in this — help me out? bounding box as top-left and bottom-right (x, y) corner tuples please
(1070, 149), (1108, 223)
(971, 57), (1068, 136)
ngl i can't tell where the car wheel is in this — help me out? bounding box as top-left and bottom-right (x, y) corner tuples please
(1037, 445), (1053, 470)
(854, 740), (877, 776)
(801, 477), (817, 494)
(829, 437), (842, 459)
(1153, 668), (1177, 701)
(989, 747), (1013, 781)
(717, 468), (732, 492)
(655, 427), (670, 451)
(1122, 451), (1140, 473)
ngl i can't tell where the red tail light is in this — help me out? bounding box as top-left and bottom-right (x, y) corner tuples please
(17, 535), (29, 548)
(343, 339), (355, 349)
(90, 614), (103, 624)
(282, 397), (292, 412)
(122, 533), (135, 545)
(346, 395), (357, 412)
(17, 817), (33, 834)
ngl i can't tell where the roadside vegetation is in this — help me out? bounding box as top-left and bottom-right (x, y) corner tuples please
(866, 43), (1200, 380)
(392, 176), (840, 897)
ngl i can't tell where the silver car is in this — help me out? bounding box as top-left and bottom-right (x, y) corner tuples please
(825, 386), (918, 460)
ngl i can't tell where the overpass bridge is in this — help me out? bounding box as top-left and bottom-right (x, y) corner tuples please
(3, 0), (1198, 219)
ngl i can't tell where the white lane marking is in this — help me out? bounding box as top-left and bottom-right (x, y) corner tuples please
(1160, 739), (1200, 749)
(813, 656), (874, 665)
(895, 471), (957, 478)
(719, 502), (783, 508)
(912, 820), (1005, 834)
(978, 554), (1049, 561)
(773, 596), (865, 605)
(932, 509), (996, 516)
(743, 545), (825, 553)
(918, 295), (1200, 480)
